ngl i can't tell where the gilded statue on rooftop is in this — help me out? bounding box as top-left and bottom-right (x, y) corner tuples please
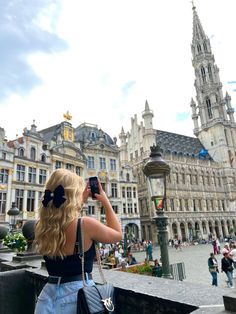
(63, 111), (72, 121)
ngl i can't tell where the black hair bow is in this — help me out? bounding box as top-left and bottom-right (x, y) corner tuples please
(42, 185), (66, 208)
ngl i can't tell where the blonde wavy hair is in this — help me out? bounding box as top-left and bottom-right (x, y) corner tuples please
(35, 168), (85, 258)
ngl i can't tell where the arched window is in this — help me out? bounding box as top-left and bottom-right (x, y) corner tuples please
(126, 173), (130, 182)
(197, 44), (202, 53)
(201, 66), (206, 83)
(208, 64), (213, 80)
(30, 147), (36, 160)
(203, 41), (207, 52)
(18, 147), (24, 157)
(41, 154), (46, 162)
(206, 98), (213, 118)
(91, 132), (96, 141)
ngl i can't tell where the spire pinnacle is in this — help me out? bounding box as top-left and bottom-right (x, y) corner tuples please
(192, 1), (207, 42)
(145, 100), (150, 111)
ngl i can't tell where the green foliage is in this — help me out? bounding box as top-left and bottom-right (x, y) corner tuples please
(126, 263), (153, 274)
(3, 232), (27, 252)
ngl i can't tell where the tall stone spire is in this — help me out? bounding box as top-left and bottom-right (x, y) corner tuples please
(142, 100), (154, 130)
(192, 2), (207, 45)
(191, 4), (230, 129)
(191, 3), (236, 167)
(119, 127), (128, 163)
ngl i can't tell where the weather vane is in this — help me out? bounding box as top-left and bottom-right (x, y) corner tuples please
(63, 111), (72, 121)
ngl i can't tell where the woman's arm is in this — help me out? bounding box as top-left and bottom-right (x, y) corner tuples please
(82, 179), (122, 244)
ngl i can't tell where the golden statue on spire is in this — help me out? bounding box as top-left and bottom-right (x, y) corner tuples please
(63, 111), (72, 121)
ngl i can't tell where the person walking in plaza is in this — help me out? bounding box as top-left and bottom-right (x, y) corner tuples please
(229, 243), (236, 278)
(208, 253), (219, 286)
(212, 238), (218, 255)
(34, 169), (122, 314)
(222, 242), (230, 255)
(216, 238), (221, 254)
(146, 240), (153, 261)
(221, 252), (234, 288)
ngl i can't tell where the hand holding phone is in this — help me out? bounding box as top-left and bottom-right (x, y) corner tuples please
(89, 176), (100, 199)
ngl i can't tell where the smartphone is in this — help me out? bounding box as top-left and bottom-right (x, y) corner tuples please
(89, 176), (100, 199)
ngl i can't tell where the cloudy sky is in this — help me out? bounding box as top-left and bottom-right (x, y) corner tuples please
(0, 0), (236, 142)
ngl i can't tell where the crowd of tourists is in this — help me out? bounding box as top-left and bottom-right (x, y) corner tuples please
(208, 238), (236, 288)
(98, 239), (155, 268)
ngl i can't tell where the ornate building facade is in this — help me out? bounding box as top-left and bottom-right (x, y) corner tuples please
(0, 118), (141, 239)
(119, 4), (236, 243)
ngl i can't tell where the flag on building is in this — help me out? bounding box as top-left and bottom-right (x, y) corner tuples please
(199, 148), (208, 158)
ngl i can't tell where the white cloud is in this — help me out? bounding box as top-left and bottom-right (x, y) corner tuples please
(1, 0), (236, 142)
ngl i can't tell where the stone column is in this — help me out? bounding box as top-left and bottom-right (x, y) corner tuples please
(198, 221), (204, 239)
(184, 223), (188, 241)
(217, 223), (223, 240)
(176, 222), (182, 240)
(23, 190), (28, 220)
(205, 221), (210, 237)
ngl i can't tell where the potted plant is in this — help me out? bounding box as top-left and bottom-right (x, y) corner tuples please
(3, 232), (27, 252)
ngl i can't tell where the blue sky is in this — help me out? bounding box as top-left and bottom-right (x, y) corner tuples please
(0, 0), (236, 141)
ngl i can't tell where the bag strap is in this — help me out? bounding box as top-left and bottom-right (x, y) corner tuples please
(75, 218), (82, 255)
(77, 217), (107, 286)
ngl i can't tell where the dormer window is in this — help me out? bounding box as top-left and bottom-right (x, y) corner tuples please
(30, 147), (36, 160)
(41, 154), (46, 163)
(203, 41), (207, 52)
(91, 132), (96, 141)
(197, 44), (201, 53)
(18, 147), (24, 157)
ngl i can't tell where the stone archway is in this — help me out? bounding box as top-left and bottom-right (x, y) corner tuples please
(180, 222), (186, 241)
(227, 220), (231, 236)
(172, 223), (178, 239)
(233, 220), (236, 235)
(188, 222), (193, 241)
(208, 221), (213, 235)
(125, 223), (139, 241)
(202, 221), (207, 238)
(221, 220), (226, 239)
(214, 220), (220, 239)
(194, 221), (201, 239)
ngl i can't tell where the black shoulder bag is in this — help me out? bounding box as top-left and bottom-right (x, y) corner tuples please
(77, 218), (115, 314)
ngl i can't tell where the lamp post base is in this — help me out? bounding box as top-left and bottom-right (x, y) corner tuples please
(155, 213), (172, 279)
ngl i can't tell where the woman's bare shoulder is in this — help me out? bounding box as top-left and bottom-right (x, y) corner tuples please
(82, 216), (99, 225)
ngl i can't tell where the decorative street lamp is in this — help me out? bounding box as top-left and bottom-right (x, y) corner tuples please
(143, 145), (172, 278)
(7, 202), (20, 231)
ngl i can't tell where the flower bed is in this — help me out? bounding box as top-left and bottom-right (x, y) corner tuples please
(116, 262), (154, 276)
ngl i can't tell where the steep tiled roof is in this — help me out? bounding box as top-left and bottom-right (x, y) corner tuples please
(39, 124), (60, 143)
(74, 123), (116, 146)
(156, 130), (211, 159)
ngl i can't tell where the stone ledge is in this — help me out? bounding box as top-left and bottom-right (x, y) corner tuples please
(26, 266), (236, 313)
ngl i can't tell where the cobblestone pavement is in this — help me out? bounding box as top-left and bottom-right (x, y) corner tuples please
(132, 243), (236, 289)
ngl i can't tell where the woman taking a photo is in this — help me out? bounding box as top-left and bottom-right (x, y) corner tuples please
(34, 168), (122, 313)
